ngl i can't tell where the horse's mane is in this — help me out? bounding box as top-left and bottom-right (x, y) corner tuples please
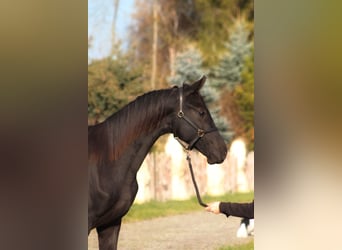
(88, 87), (176, 162)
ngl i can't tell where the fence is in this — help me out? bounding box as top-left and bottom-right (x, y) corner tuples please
(135, 135), (254, 203)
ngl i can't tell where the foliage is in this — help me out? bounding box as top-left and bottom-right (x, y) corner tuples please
(193, 0), (254, 66)
(211, 18), (253, 90)
(210, 17), (254, 149)
(88, 50), (143, 125)
(129, 0), (254, 89)
(168, 46), (205, 86)
(193, 0), (235, 66)
(168, 47), (233, 142)
(234, 48), (254, 150)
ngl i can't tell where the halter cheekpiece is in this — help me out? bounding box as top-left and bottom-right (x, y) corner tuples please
(174, 85), (217, 151)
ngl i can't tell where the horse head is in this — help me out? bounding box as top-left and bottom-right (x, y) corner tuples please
(172, 76), (227, 164)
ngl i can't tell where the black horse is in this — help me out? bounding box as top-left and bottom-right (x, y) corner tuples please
(88, 76), (227, 250)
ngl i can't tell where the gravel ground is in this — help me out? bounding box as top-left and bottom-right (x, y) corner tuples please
(88, 211), (253, 250)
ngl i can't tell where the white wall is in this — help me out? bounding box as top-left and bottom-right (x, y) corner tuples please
(135, 135), (254, 203)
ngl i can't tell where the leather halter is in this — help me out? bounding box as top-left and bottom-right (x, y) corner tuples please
(174, 86), (217, 151)
(174, 85), (218, 207)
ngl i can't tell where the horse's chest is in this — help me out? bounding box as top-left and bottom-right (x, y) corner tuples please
(115, 174), (139, 201)
(90, 178), (138, 228)
(104, 178), (138, 222)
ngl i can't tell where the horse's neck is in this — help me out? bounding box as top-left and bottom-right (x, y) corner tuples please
(120, 128), (166, 175)
(104, 89), (176, 169)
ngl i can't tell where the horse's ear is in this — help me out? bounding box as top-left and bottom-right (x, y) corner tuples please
(186, 75), (207, 94)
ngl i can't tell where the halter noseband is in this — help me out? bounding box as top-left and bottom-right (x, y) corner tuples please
(174, 86), (217, 151)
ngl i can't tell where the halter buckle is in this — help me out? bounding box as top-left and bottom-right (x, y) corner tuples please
(197, 129), (205, 137)
(177, 111), (184, 118)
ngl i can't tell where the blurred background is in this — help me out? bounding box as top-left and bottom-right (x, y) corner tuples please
(2, 0), (342, 249)
(88, 0), (254, 203)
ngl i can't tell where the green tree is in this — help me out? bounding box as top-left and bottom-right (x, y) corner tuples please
(168, 47), (233, 142)
(211, 18), (252, 90)
(129, 0), (254, 89)
(193, 0), (254, 66)
(234, 47), (254, 150)
(88, 50), (143, 125)
(210, 17), (254, 149)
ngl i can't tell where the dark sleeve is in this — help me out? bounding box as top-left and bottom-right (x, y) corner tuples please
(219, 200), (254, 219)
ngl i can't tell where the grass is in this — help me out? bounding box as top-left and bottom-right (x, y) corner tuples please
(123, 192), (254, 223)
(217, 240), (254, 250)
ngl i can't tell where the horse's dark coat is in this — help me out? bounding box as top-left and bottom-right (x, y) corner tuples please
(88, 76), (227, 250)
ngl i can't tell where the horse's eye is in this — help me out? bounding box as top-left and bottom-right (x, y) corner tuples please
(199, 110), (205, 117)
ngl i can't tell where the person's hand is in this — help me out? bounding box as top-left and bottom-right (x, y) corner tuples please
(205, 201), (221, 214)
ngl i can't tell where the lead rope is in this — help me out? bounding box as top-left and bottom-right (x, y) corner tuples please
(176, 85), (207, 207)
(186, 151), (208, 207)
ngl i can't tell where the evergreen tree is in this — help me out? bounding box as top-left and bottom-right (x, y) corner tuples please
(211, 18), (252, 90)
(168, 47), (204, 86)
(210, 18), (254, 149)
(168, 47), (233, 142)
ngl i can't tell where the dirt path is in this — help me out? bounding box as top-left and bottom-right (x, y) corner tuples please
(88, 211), (253, 250)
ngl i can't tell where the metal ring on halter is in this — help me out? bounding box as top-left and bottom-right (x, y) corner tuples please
(197, 129), (205, 137)
(177, 111), (184, 118)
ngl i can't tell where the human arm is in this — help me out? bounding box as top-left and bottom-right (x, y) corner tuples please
(206, 200), (254, 219)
